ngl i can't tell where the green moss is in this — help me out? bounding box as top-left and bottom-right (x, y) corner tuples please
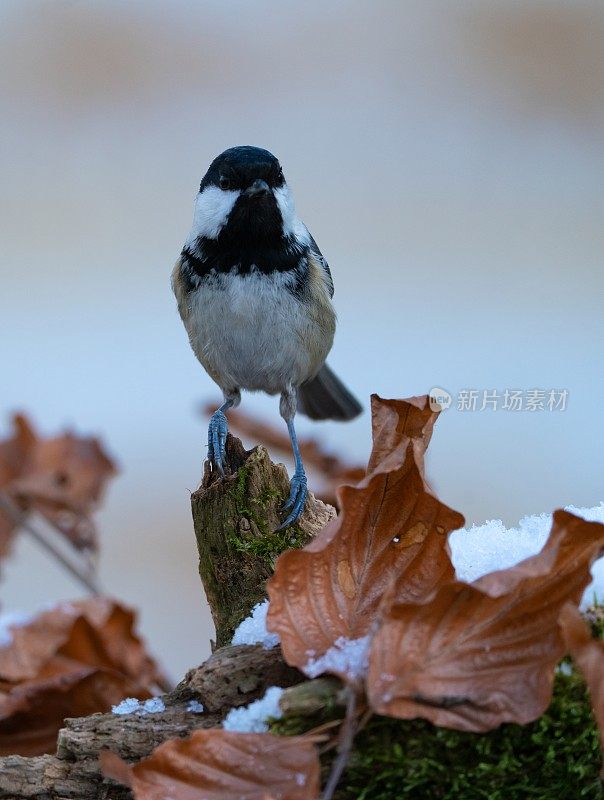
(228, 525), (307, 568)
(337, 672), (602, 799)
(270, 669), (603, 799)
(226, 462), (307, 570)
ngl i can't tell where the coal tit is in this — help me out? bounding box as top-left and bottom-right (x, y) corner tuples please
(172, 146), (362, 527)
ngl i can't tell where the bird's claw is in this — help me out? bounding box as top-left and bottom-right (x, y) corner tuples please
(277, 471), (308, 529)
(207, 410), (228, 476)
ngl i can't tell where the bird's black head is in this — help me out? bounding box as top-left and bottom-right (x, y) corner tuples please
(200, 146), (284, 194)
(194, 146), (289, 246)
(183, 146), (305, 276)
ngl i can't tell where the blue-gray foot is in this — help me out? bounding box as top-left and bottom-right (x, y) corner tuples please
(278, 469), (308, 529)
(207, 410), (228, 475)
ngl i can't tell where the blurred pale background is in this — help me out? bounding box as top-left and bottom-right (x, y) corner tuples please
(0, 0), (602, 679)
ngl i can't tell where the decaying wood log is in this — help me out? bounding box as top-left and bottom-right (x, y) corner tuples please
(0, 645), (343, 799)
(192, 433), (335, 647)
(0, 435), (339, 799)
(172, 643), (303, 712)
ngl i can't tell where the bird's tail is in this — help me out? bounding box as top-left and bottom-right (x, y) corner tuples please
(297, 364), (363, 421)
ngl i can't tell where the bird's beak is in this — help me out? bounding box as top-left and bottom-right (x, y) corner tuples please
(245, 179), (270, 197)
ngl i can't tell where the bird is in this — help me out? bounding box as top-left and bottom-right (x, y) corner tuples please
(172, 145), (362, 528)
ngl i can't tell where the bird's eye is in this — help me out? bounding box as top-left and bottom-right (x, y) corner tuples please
(276, 167), (284, 184)
(219, 176), (231, 190)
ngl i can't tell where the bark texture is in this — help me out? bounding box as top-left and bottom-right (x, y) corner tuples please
(192, 433), (335, 648)
(0, 645), (341, 799)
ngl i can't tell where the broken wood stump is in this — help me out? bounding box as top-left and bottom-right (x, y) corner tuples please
(191, 433), (335, 647)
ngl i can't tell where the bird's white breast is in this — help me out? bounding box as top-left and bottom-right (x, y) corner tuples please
(185, 269), (334, 395)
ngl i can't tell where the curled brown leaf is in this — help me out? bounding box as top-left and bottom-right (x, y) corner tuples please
(267, 395), (464, 682)
(367, 510), (604, 732)
(0, 598), (162, 755)
(102, 730), (321, 800)
(0, 413), (117, 555)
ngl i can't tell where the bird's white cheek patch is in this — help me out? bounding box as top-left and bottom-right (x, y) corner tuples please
(273, 185), (297, 236)
(273, 184), (311, 245)
(186, 185), (240, 242)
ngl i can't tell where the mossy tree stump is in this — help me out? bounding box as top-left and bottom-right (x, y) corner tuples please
(191, 434), (335, 648)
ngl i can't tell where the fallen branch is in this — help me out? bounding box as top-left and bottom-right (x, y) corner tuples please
(0, 643), (344, 799)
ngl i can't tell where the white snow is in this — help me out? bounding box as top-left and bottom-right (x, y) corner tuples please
(141, 697), (166, 713)
(222, 686), (284, 733)
(112, 697), (166, 715)
(449, 503), (604, 606)
(231, 600), (280, 649)
(304, 635), (371, 680)
(112, 697), (141, 715)
(0, 611), (33, 647)
(187, 700), (205, 713)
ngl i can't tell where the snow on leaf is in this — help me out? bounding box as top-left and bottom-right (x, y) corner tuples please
(367, 510), (604, 732)
(303, 635), (370, 681)
(0, 611), (33, 647)
(267, 395), (464, 682)
(559, 602), (604, 774)
(101, 730), (321, 800)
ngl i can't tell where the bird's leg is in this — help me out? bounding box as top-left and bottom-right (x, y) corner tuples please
(207, 390), (239, 475)
(278, 388), (308, 529)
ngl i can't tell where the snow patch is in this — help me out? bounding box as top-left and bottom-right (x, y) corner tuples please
(142, 697), (166, 714)
(112, 697), (166, 715)
(231, 600), (280, 649)
(187, 700), (205, 713)
(112, 697), (141, 715)
(0, 611), (33, 647)
(449, 502), (604, 606)
(222, 686), (284, 733)
(304, 635), (371, 680)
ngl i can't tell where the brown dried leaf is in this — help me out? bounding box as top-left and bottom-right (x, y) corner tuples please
(0, 413), (117, 555)
(8, 428), (117, 550)
(0, 665), (145, 756)
(0, 598), (161, 755)
(367, 510), (604, 731)
(102, 730), (321, 800)
(0, 598), (157, 685)
(559, 602), (604, 773)
(267, 395), (464, 681)
(0, 415), (37, 554)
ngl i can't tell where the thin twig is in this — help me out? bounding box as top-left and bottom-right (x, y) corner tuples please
(322, 688), (359, 800)
(356, 707), (374, 734)
(0, 492), (102, 595)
